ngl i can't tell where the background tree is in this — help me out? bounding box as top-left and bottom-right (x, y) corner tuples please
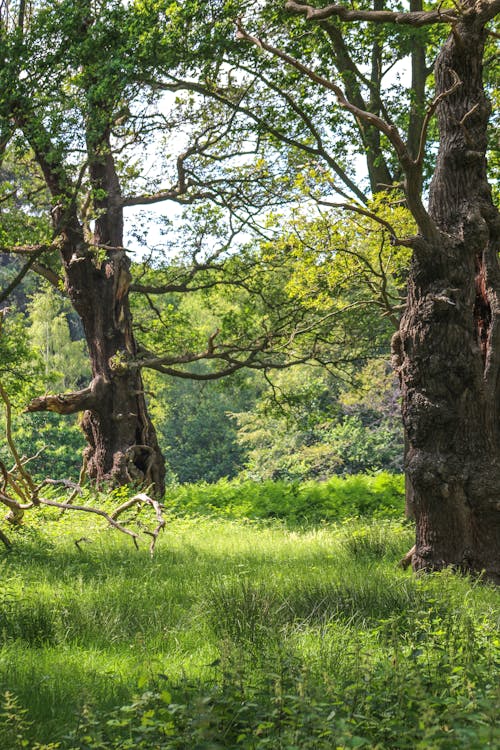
(0, 0), (348, 495)
(234, 360), (402, 481)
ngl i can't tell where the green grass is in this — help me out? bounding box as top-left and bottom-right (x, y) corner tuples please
(0, 500), (498, 749)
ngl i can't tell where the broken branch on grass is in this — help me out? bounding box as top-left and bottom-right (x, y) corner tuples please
(0, 381), (166, 552)
(111, 492), (166, 556)
(74, 537), (92, 552)
(36, 497), (140, 548)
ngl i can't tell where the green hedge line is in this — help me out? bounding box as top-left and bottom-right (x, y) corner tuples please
(164, 472), (405, 522)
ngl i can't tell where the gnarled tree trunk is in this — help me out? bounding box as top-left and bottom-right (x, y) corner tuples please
(27, 234), (165, 497)
(26, 128), (166, 497)
(396, 10), (500, 581)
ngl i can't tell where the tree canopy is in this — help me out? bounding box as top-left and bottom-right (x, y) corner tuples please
(0, 0), (499, 578)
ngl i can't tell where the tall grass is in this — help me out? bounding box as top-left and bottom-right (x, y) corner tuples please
(0, 500), (498, 748)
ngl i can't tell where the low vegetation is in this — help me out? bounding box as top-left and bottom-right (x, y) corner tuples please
(0, 480), (498, 749)
(165, 472), (405, 522)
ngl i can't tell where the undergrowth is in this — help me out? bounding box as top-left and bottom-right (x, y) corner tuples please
(0, 483), (498, 748)
(165, 472), (405, 522)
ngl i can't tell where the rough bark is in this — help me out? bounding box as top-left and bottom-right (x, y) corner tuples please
(395, 8), (500, 582)
(63, 248), (165, 496)
(26, 125), (166, 496)
(26, 234), (166, 496)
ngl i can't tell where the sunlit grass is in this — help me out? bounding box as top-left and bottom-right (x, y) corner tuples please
(0, 506), (498, 747)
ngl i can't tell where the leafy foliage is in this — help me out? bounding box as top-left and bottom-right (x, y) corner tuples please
(147, 368), (256, 484)
(165, 472), (405, 522)
(27, 285), (90, 391)
(0, 297), (86, 481)
(234, 360), (402, 481)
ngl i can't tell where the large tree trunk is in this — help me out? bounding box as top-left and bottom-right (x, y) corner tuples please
(65, 249), (165, 496)
(26, 126), (166, 497)
(28, 230), (165, 497)
(396, 11), (500, 581)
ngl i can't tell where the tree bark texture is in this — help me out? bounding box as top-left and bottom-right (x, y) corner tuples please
(26, 125), (166, 497)
(63, 246), (165, 497)
(395, 9), (500, 581)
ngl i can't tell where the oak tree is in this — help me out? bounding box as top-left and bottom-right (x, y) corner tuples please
(0, 0), (338, 496)
(233, 0), (500, 580)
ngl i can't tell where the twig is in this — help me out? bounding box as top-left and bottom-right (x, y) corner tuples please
(74, 537), (92, 552)
(0, 527), (12, 550)
(414, 68), (462, 166)
(459, 102), (480, 146)
(111, 492), (166, 557)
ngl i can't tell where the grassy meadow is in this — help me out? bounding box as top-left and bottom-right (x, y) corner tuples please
(0, 479), (498, 749)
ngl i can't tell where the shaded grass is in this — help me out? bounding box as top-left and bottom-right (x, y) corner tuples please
(0, 507), (498, 748)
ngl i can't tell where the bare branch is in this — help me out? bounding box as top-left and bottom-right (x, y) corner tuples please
(316, 199), (400, 238)
(0, 382), (35, 497)
(415, 68), (462, 165)
(0, 247), (47, 304)
(24, 376), (107, 416)
(477, 0), (500, 23)
(37, 497), (140, 547)
(0, 388), (163, 553)
(0, 242), (60, 256)
(30, 263), (63, 288)
(111, 492), (166, 557)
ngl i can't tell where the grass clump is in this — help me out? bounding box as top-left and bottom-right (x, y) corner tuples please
(0, 488), (498, 748)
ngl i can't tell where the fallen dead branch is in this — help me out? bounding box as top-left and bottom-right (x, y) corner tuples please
(0, 379), (166, 554)
(111, 492), (166, 557)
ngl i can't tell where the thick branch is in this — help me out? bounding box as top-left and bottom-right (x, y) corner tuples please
(25, 376), (107, 415)
(121, 188), (187, 206)
(316, 199), (400, 238)
(30, 263), (63, 288)
(0, 242), (60, 256)
(37, 497), (139, 546)
(477, 0), (500, 22)
(414, 69), (462, 166)
(285, 1), (458, 26)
